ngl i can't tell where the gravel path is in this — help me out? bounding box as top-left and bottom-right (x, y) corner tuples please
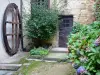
(31, 62), (76, 75)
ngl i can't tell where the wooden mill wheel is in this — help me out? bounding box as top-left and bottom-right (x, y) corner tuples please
(3, 3), (22, 56)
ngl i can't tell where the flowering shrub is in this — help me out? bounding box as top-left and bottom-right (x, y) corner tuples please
(68, 21), (100, 75)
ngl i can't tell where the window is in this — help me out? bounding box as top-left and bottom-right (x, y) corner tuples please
(31, 0), (50, 8)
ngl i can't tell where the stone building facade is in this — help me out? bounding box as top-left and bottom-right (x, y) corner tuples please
(0, 0), (96, 63)
(50, 0), (96, 47)
(52, 0), (95, 24)
(23, 0), (96, 48)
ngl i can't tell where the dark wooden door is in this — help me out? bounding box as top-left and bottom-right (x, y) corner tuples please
(59, 15), (73, 47)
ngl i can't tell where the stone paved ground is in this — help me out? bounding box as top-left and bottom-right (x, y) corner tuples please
(0, 48), (76, 75)
(31, 62), (76, 75)
(0, 52), (28, 75)
(0, 70), (15, 75)
(26, 48), (76, 75)
(0, 52), (28, 63)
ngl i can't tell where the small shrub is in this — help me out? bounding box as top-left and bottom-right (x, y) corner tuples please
(30, 47), (49, 56)
(25, 3), (58, 40)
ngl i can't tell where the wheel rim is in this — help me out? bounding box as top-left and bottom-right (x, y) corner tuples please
(3, 3), (22, 56)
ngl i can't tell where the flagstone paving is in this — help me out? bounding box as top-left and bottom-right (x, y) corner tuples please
(45, 53), (68, 59)
(0, 70), (15, 75)
(31, 62), (76, 75)
(44, 47), (69, 60)
(0, 52), (29, 75)
(27, 48), (76, 75)
(0, 52), (28, 63)
(0, 48), (76, 75)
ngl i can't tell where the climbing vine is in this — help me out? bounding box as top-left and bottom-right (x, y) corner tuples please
(94, 0), (100, 21)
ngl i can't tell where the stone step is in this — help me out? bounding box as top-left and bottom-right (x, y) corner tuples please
(26, 57), (67, 62)
(26, 58), (57, 62)
(26, 47), (69, 62)
(44, 52), (68, 62)
(27, 53), (68, 62)
(28, 53), (68, 59)
(0, 63), (30, 71)
(0, 70), (15, 75)
(50, 48), (69, 53)
(43, 58), (67, 62)
(46, 53), (68, 59)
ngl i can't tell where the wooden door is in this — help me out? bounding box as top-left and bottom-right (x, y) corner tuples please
(59, 15), (73, 47)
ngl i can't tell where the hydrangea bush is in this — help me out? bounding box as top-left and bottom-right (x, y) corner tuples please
(67, 21), (100, 75)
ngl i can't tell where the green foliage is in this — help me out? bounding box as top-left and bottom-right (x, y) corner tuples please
(85, 48), (100, 74)
(25, 2), (58, 40)
(14, 61), (41, 75)
(72, 22), (84, 34)
(18, 57), (29, 64)
(94, 0), (100, 21)
(68, 21), (100, 75)
(96, 71), (100, 75)
(30, 47), (49, 56)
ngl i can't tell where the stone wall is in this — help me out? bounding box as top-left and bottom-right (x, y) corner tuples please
(51, 0), (95, 47)
(22, 0), (31, 50)
(24, 0), (95, 24)
(55, 0), (95, 24)
(22, 0), (96, 48)
(0, 0), (21, 62)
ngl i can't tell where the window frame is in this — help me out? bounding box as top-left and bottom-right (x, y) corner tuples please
(31, 0), (50, 8)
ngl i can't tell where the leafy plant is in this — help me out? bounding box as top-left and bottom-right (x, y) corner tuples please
(25, 2), (58, 40)
(85, 47), (100, 74)
(68, 21), (100, 75)
(71, 22), (84, 34)
(30, 47), (49, 56)
(94, 0), (100, 21)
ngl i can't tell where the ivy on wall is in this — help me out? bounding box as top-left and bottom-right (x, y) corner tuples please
(94, 0), (100, 21)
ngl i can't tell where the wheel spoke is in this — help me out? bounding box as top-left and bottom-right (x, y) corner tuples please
(12, 10), (15, 51)
(3, 3), (22, 55)
(6, 21), (20, 24)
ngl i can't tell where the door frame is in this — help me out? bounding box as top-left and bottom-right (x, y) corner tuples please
(58, 15), (73, 47)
